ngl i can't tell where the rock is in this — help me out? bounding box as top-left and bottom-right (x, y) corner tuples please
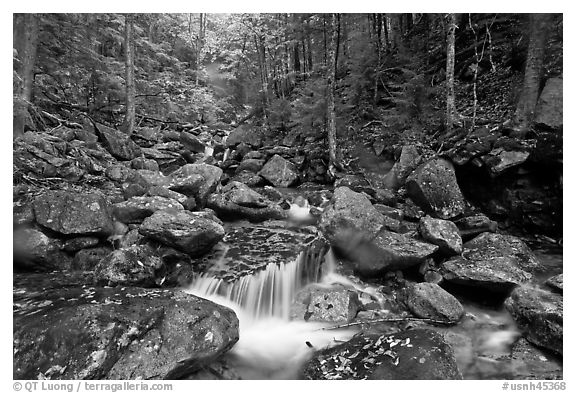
(120, 170), (152, 199)
(236, 158), (265, 173)
(94, 123), (141, 160)
(95, 244), (164, 287)
(374, 205), (404, 221)
(62, 236), (100, 253)
(258, 154), (300, 187)
(169, 164), (223, 206)
(440, 233), (539, 293)
(404, 282), (464, 323)
(505, 286), (562, 356)
(406, 158), (466, 219)
(319, 187), (386, 241)
(455, 214), (498, 240)
(418, 216), (463, 256)
(72, 247), (113, 271)
(382, 145), (422, 191)
(230, 170), (265, 187)
(372, 188), (397, 206)
(13, 272), (239, 380)
(135, 169), (171, 187)
(13, 227), (70, 271)
(334, 174), (373, 195)
(207, 194), (286, 223)
(145, 186), (188, 204)
(545, 274), (563, 293)
(13, 203), (35, 226)
(141, 147), (186, 175)
(481, 148), (530, 177)
(130, 157), (160, 171)
(105, 164), (133, 182)
(180, 131), (206, 153)
(225, 125), (263, 148)
(139, 210), (224, 256)
(511, 338), (563, 380)
(33, 191), (115, 236)
(303, 329), (462, 380)
(112, 196), (183, 224)
(290, 286), (360, 323)
(534, 77), (563, 130)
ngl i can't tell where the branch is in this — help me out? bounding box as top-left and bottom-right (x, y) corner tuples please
(320, 317), (456, 330)
(361, 120), (383, 130)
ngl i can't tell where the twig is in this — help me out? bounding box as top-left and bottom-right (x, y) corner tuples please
(320, 317), (456, 331)
(361, 120), (383, 130)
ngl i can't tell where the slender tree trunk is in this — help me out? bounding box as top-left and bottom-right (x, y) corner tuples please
(514, 13), (552, 134)
(327, 13), (342, 177)
(13, 13), (39, 138)
(445, 13), (457, 133)
(195, 13), (205, 86)
(389, 14), (403, 51)
(121, 14), (136, 135)
(306, 18), (313, 72)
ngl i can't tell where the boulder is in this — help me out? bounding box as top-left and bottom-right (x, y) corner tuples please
(406, 158), (466, 219)
(290, 286), (361, 323)
(135, 169), (171, 187)
(230, 170), (265, 187)
(94, 123), (141, 160)
(334, 174), (373, 195)
(545, 274), (563, 293)
(33, 191), (114, 236)
(169, 164), (223, 206)
(505, 286), (563, 356)
(534, 77), (563, 130)
(418, 216), (463, 256)
(112, 196), (183, 224)
(303, 329), (462, 380)
(139, 210), (224, 256)
(145, 186), (188, 204)
(130, 157), (160, 171)
(236, 158), (265, 173)
(105, 164), (134, 182)
(95, 244), (164, 287)
(511, 338), (563, 380)
(179, 131), (206, 153)
(258, 154), (300, 187)
(382, 145), (422, 191)
(72, 247), (113, 271)
(481, 148), (530, 177)
(404, 282), (464, 323)
(13, 227), (71, 271)
(225, 125), (263, 148)
(141, 147), (186, 175)
(62, 236), (100, 253)
(13, 272), (239, 380)
(455, 214), (498, 240)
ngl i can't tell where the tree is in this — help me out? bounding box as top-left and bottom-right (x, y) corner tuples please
(445, 13), (457, 133)
(513, 13), (553, 135)
(13, 13), (39, 138)
(326, 13), (343, 177)
(121, 14), (135, 134)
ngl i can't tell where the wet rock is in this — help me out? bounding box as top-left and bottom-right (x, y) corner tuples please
(463, 233), (540, 272)
(13, 227), (71, 271)
(180, 131), (206, 153)
(13, 272), (239, 380)
(505, 286), (563, 356)
(418, 216), (463, 256)
(481, 148), (530, 177)
(455, 214), (498, 240)
(206, 184), (286, 222)
(319, 187), (386, 241)
(95, 123), (141, 160)
(72, 246), (113, 271)
(130, 157), (160, 171)
(545, 274), (563, 293)
(33, 190), (114, 236)
(237, 158), (265, 173)
(139, 210), (224, 256)
(290, 286), (360, 323)
(382, 145), (423, 191)
(404, 282), (464, 323)
(303, 329), (462, 380)
(225, 125), (263, 148)
(169, 164), (223, 206)
(406, 158), (466, 219)
(145, 186), (188, 204)
(63, 236), (101, 253)
(95, 244), (164, 287)
(511, 338), (563, 380)
(258, 154), (300, 187)
(112, 196), (183, 224)
(534, 77), (563, 130)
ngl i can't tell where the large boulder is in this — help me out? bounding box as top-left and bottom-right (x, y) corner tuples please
(303, 329), (462, 380)
(225, 125), (264, 148)
(505, 286), (563, 356)
(534, 77), (563, 130)
(94, 123), (141, 161)
(455, 214), (498, 240)
(440, 233), (538, 293)
(139, 210), (224, 256)
(94, 244), (165, 287)
(112, 196), (183, 224)
(418, 216), (463, 256)
(13, 272), (239, 380)
(33, 191), (115, 236)
(403, 282), (464, 323)
(179, 131), (206, 153)
(382, 145), (422, 191)
(258, 154), (300, 187)
(169, 164), (223, 206)
(141, 147), (186, 175)
(406, 158), (466, 219)
(290, 286), (361, 323)
(13, 227), (71, 271)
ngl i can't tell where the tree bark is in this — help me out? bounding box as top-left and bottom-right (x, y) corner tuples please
(196, 13), (205, 86)
(13, 13), (39, 138)
(445, 13), (457, 133)
(327, 13), (342, 177)
(514, 13), (552, 133)
(121, 13), (136, 135)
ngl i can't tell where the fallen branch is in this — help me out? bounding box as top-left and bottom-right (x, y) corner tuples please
(361, 120), (383, 130)
(320, 317), (456, 331)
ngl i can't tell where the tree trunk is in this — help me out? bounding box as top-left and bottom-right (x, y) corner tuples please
(389, 14), (403, 52)
(445, 13), (457, 133)
(327, 13), (342, 177)
(121, 14), (136, 135)
(306, 18), (313, 71)
(196, 13), (205, 86)
(13, 13), (39, 138)
(514, 13), (552, 134)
